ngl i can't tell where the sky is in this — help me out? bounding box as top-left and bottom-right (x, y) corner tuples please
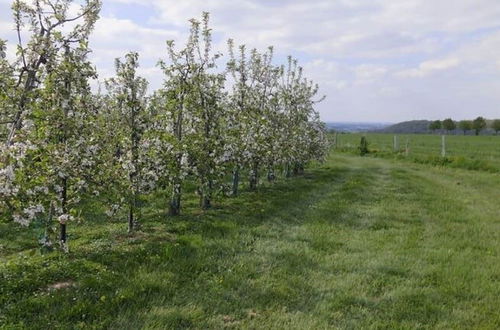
(1, 0), (500, 123)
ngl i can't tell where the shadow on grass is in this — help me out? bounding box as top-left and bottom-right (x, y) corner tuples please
(1, 161), (435, 328)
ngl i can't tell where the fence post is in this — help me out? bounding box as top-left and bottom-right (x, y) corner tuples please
(441, 135), (446, 157)
(393, 135), (398, 152)
(405, 138), (409, 156)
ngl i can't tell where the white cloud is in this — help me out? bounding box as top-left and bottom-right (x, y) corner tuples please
(455, 31), (500, 72)
(354, 64), (388, 82)
(1, 0), (500, 121)
(397, 58), (460, 78)
(88, 16), (181, 88)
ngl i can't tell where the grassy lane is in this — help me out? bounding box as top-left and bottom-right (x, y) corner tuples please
(1, 154), (500, 329)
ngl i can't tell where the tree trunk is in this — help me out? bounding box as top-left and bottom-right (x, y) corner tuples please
(7, 63), (40, 145)
(128, 202), (135, 233)
(285, 163), (292, 178)
(200, 179), (212, 210)
(59, 223), (66, 245)
(169, 183), (181, 216)
(169, 91), (184, 217)
(129, 130), (139, 231)
(201, 194), (211, 209)
(267, 164), (275, 182)
(249, 162), (258, 190)
(232, 165), (239, 196)
(59, 46), (71, 248)
(60, 177), (68, 245)
(293, 163), (304, 176)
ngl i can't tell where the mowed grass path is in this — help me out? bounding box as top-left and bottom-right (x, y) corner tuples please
(1, 153), (500, 329)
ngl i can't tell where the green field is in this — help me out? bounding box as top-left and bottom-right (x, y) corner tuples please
(2, 145), (500, 329)
(335, 133), (500, 172)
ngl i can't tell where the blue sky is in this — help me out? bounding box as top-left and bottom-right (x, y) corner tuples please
(1, 0), (500, 122)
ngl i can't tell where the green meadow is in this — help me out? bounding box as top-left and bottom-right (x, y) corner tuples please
(335, 133), (500, 172)
(2, 142), (500, 329)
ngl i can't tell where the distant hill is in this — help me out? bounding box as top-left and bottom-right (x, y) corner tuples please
(325, 122), (392, 133)
(374, 120), (431, 134)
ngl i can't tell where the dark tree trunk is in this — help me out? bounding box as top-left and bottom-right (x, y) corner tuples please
(128, 202), (135, 233)
(60, 176), (68, 245)
(169, 92), (184, 217)
(59, 46), (70, 247)
(201, 195), (211, 209)
(169, 183), (181, 216)
(200, 179), (212, 210)
(249, 162), (259, 190)
(293, 163), (304, 176)
(267, 164), (275, 183)
(285, 163), (292, 178)
(59, 223), (66, 244)
(232, 165), (240, 196)
(7, 60), (43, 144)
(128, 82), (140, 229)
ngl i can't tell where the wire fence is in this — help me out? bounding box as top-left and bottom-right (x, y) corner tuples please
(332, 133), (500, 171)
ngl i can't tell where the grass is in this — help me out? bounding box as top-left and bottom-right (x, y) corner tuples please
(335, 133), (500, 172)
(1, 151), (500, 329)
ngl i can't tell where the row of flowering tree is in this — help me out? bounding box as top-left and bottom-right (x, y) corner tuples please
(0, 2), (328, 250)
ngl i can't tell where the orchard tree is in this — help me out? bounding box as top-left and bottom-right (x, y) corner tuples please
(442, 118), (456, 133)
(158, 13), (227, 214)
(0, 40), (17, 216)
(472, 116), (486, 136)
(105, 52), (150, 232)
(155, 53), (189, 216)
(458, 120), (472, 135)
(0, 40), (14, 140)
(226, 40), (283, 192)
(38, 44), (100, 248)
(156, 36), (194, 215)
(278, 56), (326, 176)
(1, 0), (101, 250)
(186, 13), (227, 209)
(255, 50), (282, 184)
(244, 46), (280, 190)
(277, 56), (301, 177)
(263, 89), (284, 182)
(6, 42), (100, 251)
(305, 118), (329, 163)
(226, 40), (253, 196)
(5, 0), (101, 145)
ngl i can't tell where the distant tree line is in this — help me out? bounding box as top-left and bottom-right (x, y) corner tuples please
(429, 117), (500, 135)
